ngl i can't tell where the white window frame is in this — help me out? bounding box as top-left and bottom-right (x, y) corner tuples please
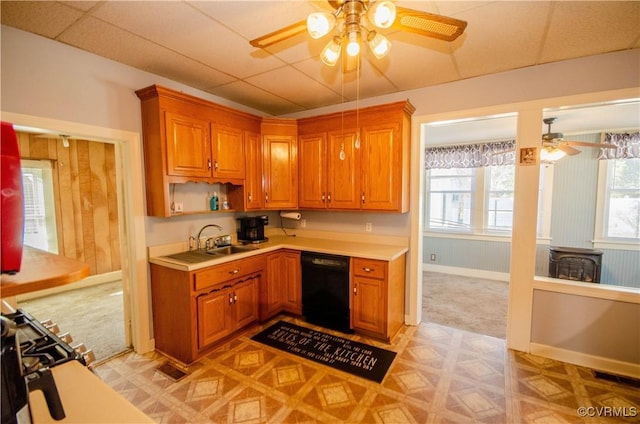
(594, 158), (640, 251)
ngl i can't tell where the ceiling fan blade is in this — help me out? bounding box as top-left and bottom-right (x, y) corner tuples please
(557, 144), (581, 156)
(392, 7), (467, 42)
(249, 19), (308, 48)
(564, 140), (618, 149)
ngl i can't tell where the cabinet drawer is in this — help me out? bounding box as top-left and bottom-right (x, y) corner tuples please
(352, 258), (386, 279)
(194, 255), (265, 291)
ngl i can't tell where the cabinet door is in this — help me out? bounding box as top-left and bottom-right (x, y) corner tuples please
(262, 252), (284, 320)
(360, 124), (401, 211)
(233, 277), (259, 329)
(197, 289), (232, 348)
(282, 250), (302, 314)
(327, 129), (361, 209)
(351, 275), (386, 336)
(165, 111), (211, 178)
(244, 131), (264, 210)
(298, 133), (327, 209)
(263, 135), (298, 209)
(212, 125), (245, 180)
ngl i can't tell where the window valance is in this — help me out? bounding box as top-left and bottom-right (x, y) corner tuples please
(425, 140), (515, 169)
(598, 131), (640, 160)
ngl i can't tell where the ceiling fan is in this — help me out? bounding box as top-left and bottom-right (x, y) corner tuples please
(249, 0), (467, 68)
(540, 117), (617, 162)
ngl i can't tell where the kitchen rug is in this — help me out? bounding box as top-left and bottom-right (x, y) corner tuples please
(251, 320), (396, 383)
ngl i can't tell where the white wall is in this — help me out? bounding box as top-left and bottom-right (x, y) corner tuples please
(3, 25), (639, 375)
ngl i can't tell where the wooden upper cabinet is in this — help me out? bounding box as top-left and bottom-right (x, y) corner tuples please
(165, 111), (212, 178)
(327, 129), (361, 210)
(298, 133), (326, 209)
(135, 84), (261, 217)
(360, 123), (401, 211)
(261, 119), (298, 210)
(297, 101), (413, 213)
(211, 125), (245, 180)
(243, 131), (263, 210)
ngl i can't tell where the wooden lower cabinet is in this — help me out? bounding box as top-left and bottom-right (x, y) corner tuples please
(260, 250), (301, 321)
(150, 255), (264, 364)
(196, 276), (258, 349)
(350, 254), (406, 341)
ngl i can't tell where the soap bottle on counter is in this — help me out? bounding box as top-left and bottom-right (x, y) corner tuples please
(210, 192), (219, 211)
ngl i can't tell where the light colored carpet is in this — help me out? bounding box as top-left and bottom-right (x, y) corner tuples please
(422, 271), (508, 338)
(18, 281), (128, 363)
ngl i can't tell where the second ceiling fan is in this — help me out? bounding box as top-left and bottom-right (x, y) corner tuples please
(249, 0), (467, 68)
(540, 117), (617, 162)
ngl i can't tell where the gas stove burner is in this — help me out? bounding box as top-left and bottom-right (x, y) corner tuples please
(3, 309), (85, 372)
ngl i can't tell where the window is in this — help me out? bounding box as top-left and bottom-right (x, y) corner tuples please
(486, 165), (514, 231)
(428, 168), (474, 230)
(21, 160), (58, 253)
(602, 158), (640, 239)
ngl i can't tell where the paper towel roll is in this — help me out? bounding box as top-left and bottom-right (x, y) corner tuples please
(280, 211), (301, 220)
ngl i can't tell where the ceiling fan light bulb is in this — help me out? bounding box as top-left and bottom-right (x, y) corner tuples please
(368, 32), (391, 58)
(307, 12), (336, 39)
(369, 1), (396, 28)
(541, 147), (566, 162)
(346, 32), (360, 56)
(321, 38), (341, 66)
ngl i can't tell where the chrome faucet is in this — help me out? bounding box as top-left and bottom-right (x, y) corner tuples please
(195, 224), (223, 250)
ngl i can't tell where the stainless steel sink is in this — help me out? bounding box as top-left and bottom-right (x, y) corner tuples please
(162, 245), (257, 263)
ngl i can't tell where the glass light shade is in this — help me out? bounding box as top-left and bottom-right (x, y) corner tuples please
(368, 32), (391, 58)
(369, 1), (396, 28)
(540, 147), (566, 162)
(321, 38), (342, 66)
(307, 12), (336, 39)
(346, 32), (360, 56)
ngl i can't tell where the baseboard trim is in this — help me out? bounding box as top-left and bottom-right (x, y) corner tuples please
(530, 342), (640, 379)
(423, 263), (510, 282)
(17, 270), (123, 301)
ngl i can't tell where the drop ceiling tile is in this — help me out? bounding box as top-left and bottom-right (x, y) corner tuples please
(453, 2), (550, 79)
(0, 1), (84, 38)
(57, 16), (234, 89)
(540, 1), (640, 63)
(92, 1), (283, 78)
(245, 66), (345, 110)
(206, 80), (304, 116)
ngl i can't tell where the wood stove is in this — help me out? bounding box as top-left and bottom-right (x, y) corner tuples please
(548, 246), (603, 283)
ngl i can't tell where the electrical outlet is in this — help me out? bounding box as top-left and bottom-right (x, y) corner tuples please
(365, 222), (372, 232)
(430, 254), (437, 261)
(174, 202), (183, 213)
(300, 219), (307, 228)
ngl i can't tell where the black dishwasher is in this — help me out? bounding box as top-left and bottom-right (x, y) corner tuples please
(301, 252), (352, 333)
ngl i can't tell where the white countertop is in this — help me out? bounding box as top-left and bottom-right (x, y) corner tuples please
(29, 361), (153, 423)
(149, 234), (408, 272)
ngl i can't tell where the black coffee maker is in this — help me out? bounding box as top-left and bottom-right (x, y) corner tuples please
(237, 215), (268, 244)
(1, 315), (65, 423)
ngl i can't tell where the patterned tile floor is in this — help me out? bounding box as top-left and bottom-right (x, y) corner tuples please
(94, 316), (640, 423)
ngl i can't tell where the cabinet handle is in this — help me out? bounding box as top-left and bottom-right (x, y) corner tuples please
(361, 192), (365, 203)
(248, 193), (253, 202)
(234, 293), (238, 303)
(353, 285), (357, 295)
(321, 193), (325, 202)
(229, 269), (239, 275)
(214, 160), (219, 171)
(328, 192), (332, 203)
(265, 193), (269, 203)
(228, 293), (233, 304)
(363, 267), (373, 273)
(207, 158), (212, 170)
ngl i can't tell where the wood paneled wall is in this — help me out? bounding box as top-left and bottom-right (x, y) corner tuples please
(17, 132), (121, 276)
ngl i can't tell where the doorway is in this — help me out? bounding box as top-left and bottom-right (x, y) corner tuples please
(14, 131), (129, 363)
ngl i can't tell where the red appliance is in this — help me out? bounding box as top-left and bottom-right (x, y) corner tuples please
(1, 121), (24, 274)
